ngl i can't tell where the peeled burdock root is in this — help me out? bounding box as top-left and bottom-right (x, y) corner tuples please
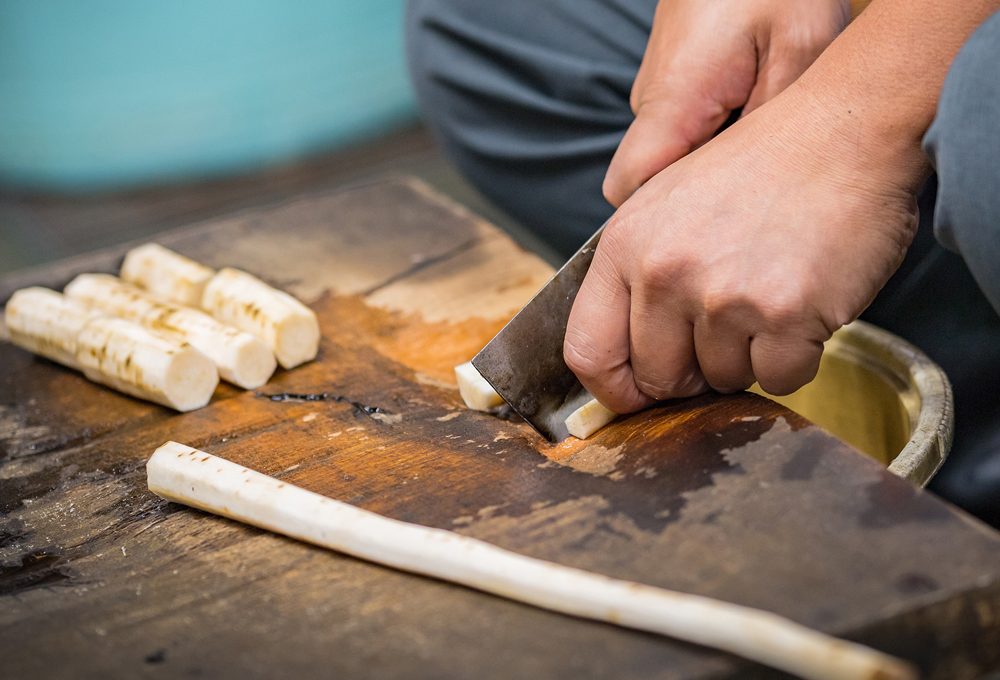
(65, 274), (276, 389)
(121, 243), (215, 308)
(455, 361), (504, 411)
(119, 244), (319, 370)
(147, 442), (917, 680)
(6, 244), (319, 410)
(5, 287), (218, 411)
(201, 268), (320, 369)
(76, 318), (218, 411)
(4, 287), (105, 371)
(565, 398), (618, 439)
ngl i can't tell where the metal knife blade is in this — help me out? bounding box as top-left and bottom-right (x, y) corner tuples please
(472, 224), (605, 441)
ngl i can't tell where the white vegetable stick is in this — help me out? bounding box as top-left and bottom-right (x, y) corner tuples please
(147, 442), (916, 680)
(454, 361), (504, 411)
(200, 268), (319, 369)
(4, 288), (106, 371)
(65, 274), (276, 389)
(76, 319), (218, 411)
(120, 243), (215, 307)
(565, 398), (618, 439)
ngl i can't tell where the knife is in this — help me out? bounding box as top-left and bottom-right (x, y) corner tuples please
(472, 223), (605, 441)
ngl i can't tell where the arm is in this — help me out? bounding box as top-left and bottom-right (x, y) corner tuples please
(565, 0), (1000, 413)
(602, 0), (852, 208)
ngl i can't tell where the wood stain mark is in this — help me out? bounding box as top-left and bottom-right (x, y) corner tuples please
(256, 391), (394, 419)
(0, 549), (81, 595)
(0, 464), (65, 513)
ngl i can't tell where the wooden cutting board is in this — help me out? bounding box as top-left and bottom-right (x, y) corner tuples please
(2, 177), (999, 680)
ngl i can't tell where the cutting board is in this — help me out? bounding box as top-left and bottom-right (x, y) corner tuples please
(2, 177), (999, 680)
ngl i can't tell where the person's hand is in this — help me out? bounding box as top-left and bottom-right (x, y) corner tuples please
(603, 0), (850, 208)
(565, 84), (928, 413)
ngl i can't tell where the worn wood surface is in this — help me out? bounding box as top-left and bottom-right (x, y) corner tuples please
(2, 177), (999, 680)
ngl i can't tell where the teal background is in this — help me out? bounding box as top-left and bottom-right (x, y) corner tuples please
(0, 1), (418, 191)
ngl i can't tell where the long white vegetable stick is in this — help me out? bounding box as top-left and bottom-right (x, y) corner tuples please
(147, 442), (916, 680)
(565, 398), (618, 439)
(120, 243), (216, 307)
(200, 268), (320, 369)
(65, 274), (276, 389)
(76, 319), (218, 411)
(4, 287), (106, 371)
(454, 361), (504, 411)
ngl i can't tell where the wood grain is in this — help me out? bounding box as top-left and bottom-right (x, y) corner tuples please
(2, 177), (999, 680)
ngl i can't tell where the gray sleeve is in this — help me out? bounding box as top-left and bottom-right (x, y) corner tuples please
(922, 9), (1000, 314)
(406, 0), (656, 257)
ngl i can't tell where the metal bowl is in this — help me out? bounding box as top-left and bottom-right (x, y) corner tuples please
(751, 320), (953, 486)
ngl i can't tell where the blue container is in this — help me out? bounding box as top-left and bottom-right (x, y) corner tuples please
(0, 1), (418, 191)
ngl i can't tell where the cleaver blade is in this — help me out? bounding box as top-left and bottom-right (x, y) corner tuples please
(472, 224), (605, 442)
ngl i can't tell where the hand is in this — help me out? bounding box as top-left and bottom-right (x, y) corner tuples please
(565, 86), (926, 413)
(603, 0), (850, 208)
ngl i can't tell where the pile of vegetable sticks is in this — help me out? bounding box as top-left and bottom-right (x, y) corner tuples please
(4, 244), (319, 411)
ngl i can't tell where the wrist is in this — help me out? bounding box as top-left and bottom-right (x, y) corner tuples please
(781, 0), (1000, 194)
(785, 72), (932, 198)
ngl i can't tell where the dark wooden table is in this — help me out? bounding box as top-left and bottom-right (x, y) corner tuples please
(2, 177), (999, 680)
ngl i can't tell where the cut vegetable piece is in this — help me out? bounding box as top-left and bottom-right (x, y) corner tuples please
(200, 268), (319, 369)
(120, 243), (215, 307)
(565, 398), (618, 439)
(65, 274), (276, 389)
(4, 287), (106, 370)
(455, 361), (504, 411)
(76, 318), (218, 411)
(147, 442), (917, 680)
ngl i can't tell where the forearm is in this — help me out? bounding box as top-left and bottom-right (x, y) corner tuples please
(790, 0), (1000, 193)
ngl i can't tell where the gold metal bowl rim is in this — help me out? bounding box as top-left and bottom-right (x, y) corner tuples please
(828, 321), (954, 486)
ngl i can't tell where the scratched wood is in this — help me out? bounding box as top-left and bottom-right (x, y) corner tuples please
(1, 177), (999, 680)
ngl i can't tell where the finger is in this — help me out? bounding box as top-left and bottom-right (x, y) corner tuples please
(628, 273), (708, 401)
(692, 313), (756, 393)
(749, 334), (824, 396)
(565, 243), (655, 414)
(604, 98), (733, 208)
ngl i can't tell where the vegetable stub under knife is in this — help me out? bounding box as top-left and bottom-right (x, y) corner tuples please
(146, 442), (916, 680)
(455, 360), (618, 439)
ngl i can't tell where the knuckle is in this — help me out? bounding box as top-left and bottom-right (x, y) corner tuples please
(637, 249), (688, 293)
(633, 376), (677, 401)
(633, 371), (699, 401)
(700, 285), (742, 319)
(601, 217), (633, 260)
(757, 286), (808, 329)
(563, 329), (608, 381)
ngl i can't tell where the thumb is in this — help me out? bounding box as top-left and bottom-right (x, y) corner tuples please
(742, 34), (831, 117)
(740, 60), (808, 118)
(603, 97), (734, 208)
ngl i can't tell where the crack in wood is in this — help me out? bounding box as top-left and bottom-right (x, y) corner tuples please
(361, 237), (482, 297)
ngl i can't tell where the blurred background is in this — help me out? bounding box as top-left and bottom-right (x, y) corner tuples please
(0, 0), (559, 276)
